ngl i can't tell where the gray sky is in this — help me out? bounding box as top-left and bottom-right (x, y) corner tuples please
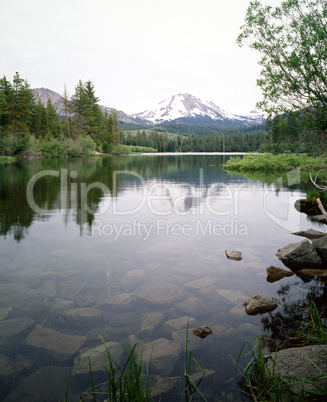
(0, 0), (281, 115)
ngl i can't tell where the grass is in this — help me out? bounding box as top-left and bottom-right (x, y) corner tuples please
(0, 155), (16, 163)
(66, 337), (152, 402)
(113, 144), (157, 154)
(65, 323), (207, 401)
(182, 320), (207, 402)
(223, 153), (327, 171)
(236, 300), (327, 401)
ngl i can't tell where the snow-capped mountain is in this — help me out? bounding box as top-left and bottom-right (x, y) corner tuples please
(32, 88), (266, 128)
(132, 93), (266, 127)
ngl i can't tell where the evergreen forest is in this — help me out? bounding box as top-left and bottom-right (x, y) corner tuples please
(0, 72), (326, 158)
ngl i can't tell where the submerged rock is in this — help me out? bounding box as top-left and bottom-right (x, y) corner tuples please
(137, 282), (184, 305)
(225, 250), (242, 261)
(63, 307), (101, 322)
(176, 297), (210, 316)
(139, 338), (182, 376)
(192, 325), (213, 339)
(0, 318), (35, 352)
(163, 316), (196, 333)
(0, 307), (13, 321)
(26, 325), (86, 361)
(276, 239), (323, 269)
(72, 341), (123, 375)
(242, 295), (278, 315)
(141, 312), (164, 335)
(121, 269), (145, 290)
(3, 366), (72, 402)
(266, 266), (294, 283)
(216, 288), (248, 306)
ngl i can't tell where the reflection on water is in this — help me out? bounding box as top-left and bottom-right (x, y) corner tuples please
(0, 155), (326, 401)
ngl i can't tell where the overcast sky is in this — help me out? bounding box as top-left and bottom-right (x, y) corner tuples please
(0, 0), (282, 116)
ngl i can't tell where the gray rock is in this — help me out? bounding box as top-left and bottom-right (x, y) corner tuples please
(163, 316), (196, 333)
(0, 284), (39, 311)
(38, 280), (56, 298)
(266, 266), (294, 283)
(184, 276), (214, 289)
(266, 345), (327, 395)
(26, 325), (86, 361)
(172, 328), (203, 350)
(0, 318), (35, 351)
(176, 297), (210, 316)
(0, 307), (13, 321)
(0, 354), (33, 376)
(139, 338), (182, 376)
(51, 298), (74, 312)
(225, 250), (242, 261)
(121, 269), (145, 290)
(3, 366), (72, 402)
(99, 293), (135, 308)
(72, 341), (123, 375)
(242, 295), (278, 315)
(150, 375), (179, 397)
(276, 239), (323, 269)
(137, 282), (184, 305)
(63, 307), (101, 323)
(292, 228), (326, 239)
(141, 312), (165, 335)
(216, 289), (249, 306)
(312, 235), (327, 263)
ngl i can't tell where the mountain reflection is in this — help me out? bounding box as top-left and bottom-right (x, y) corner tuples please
(0, 154), (314, 242)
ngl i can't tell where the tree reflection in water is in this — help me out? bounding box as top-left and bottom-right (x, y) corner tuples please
(261, 276), (327, 342)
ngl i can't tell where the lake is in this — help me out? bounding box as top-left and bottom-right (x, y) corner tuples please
(0, 154), (326, 401)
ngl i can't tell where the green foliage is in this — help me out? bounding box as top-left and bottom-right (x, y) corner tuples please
(238, 0), (327, 137)
(223, 153), (327, 171)
(237, 301), (327, 401)
(102, 141), (109, 154)
(66, 338), (152, 402)
(42, 138), (67, 158)
(113, 144), (157, 155)
(79, 135), (97, 155)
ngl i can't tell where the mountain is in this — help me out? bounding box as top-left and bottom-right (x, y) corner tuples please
(32, 88), (140, 124)
(131, 93), (266, 127)
(32, 88), (266, 128)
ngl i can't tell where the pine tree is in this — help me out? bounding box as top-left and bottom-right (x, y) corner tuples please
(62, 84), (71, 139)
(46, 98), (61, 137)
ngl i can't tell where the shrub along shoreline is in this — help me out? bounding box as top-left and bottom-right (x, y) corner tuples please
(223, 153), (327, 171)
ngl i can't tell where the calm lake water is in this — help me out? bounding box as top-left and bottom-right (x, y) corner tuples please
(0, 154), (326, 401)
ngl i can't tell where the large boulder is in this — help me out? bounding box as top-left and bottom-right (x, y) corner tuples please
(312, 235), (327, 263)
(266, 345), (327, 395)
(276, 239), (323, 269)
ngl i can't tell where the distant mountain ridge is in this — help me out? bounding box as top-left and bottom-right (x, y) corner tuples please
(32, 88), (138, 124)
(32, 88), (266, 128)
